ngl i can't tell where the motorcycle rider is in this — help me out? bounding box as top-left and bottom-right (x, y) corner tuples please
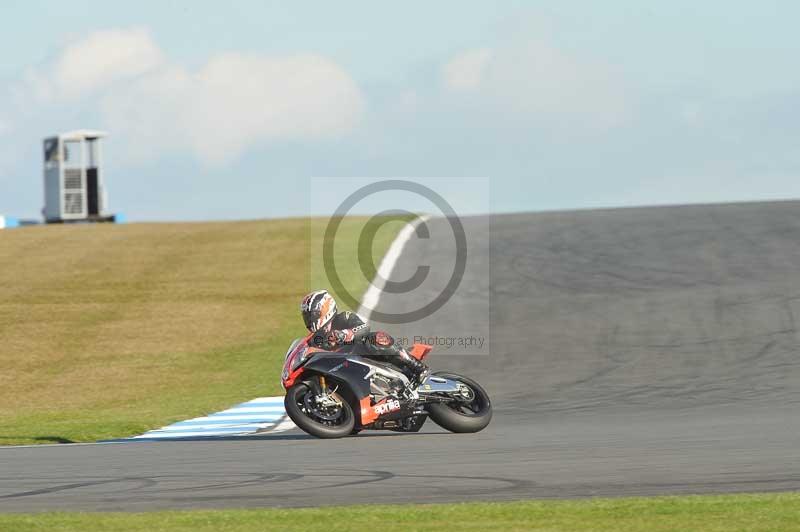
(300, 289), (429, 387)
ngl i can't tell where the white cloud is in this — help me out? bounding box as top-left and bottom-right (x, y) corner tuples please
(56, 28), (163, 99)
(23, 28), (164, 102)
(442, 40), (627, 130)
(12, 27), (364, 166)
(443, 48), (492, 91)
(102, 52), (364, 165)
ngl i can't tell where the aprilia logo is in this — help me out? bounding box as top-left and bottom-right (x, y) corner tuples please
(373, 399), (401, 415)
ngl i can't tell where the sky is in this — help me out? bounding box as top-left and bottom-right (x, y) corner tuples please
(1, 1), (799, 220)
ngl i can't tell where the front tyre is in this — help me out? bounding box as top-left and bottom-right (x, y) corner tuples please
(427, 372), (492, 433)
(284, 382), (355, 439)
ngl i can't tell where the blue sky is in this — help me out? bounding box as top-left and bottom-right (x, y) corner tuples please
(1, 1), (799, 220)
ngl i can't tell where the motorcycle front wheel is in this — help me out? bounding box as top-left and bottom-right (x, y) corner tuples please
(284, 381), (355, 439)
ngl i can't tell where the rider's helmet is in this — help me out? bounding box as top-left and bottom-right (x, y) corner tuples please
(300, 290), (337, 333)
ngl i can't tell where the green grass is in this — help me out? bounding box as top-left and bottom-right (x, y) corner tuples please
(0, 215), (410, 445)
(2, 494), (800, 531)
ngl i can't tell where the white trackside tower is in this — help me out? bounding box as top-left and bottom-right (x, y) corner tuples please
(43, 130), (112, 223)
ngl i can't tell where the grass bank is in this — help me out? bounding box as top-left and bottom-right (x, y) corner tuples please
(2, 493), (800, 531)
(0, 216), (409, 444)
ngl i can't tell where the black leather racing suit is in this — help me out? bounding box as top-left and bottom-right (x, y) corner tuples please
(310, 311), (428, 382)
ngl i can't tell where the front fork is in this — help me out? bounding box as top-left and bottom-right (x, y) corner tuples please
(313, 374), (341, 409)
(309, 374), (327, 395)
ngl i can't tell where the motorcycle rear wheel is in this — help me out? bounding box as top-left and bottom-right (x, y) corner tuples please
(427, 372), (492, 433)
(284, 382), (355, 439)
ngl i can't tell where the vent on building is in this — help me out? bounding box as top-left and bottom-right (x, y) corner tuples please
(64, 169), (82, 190)
(64, 192), (84, 214)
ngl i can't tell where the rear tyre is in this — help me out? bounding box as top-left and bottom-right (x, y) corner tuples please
(284, 382), (355, 439)
(427, 372), (492, 433)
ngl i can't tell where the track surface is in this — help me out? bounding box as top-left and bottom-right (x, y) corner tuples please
(2, 201), (800, 511)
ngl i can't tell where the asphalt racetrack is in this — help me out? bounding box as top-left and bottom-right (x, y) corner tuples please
(2, 201), (800, 511)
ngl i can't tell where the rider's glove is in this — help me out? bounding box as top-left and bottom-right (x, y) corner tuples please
(328, 329), (355, 346)
(328, 330), (347, 346)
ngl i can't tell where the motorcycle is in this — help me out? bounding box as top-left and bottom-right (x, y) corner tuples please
(281, 332), (492, 438)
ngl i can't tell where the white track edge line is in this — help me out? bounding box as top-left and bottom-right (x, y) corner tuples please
(358, 214), (431, 321)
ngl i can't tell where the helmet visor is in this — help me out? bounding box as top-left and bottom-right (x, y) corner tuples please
(303, 310), (320, 331)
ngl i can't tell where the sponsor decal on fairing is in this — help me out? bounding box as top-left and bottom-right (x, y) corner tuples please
(373, 399), (401, 415)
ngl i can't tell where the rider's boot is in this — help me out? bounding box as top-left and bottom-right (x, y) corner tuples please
(403, 356), (430, 390)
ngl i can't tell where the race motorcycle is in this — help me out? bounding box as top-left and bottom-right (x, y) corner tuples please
(281, 332), (492, 438)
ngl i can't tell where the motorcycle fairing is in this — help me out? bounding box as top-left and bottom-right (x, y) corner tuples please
(304, 354), (422, 426)
(409, 343), (432, 361)
(302, 355), (373, 399)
